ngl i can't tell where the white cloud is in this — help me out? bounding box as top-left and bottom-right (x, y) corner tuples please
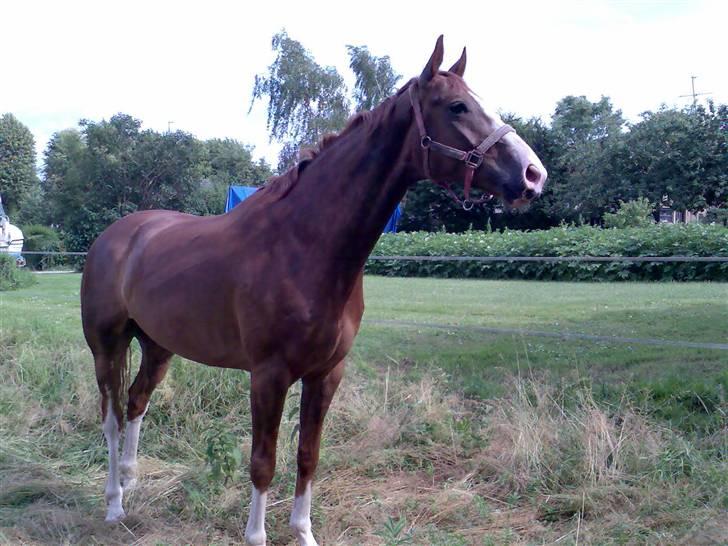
(1, 0), (725, 166)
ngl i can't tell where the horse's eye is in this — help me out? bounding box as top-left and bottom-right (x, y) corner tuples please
(449, 102), (468, 115)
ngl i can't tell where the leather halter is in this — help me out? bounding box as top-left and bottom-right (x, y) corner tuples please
(408, 80), (515, 210)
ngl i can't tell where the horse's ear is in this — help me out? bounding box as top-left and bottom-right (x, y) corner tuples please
(448, 47), (466, 77)
(420, 35), (444, 84)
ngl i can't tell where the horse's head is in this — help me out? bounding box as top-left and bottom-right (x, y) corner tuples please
(410, 36), (547, 208)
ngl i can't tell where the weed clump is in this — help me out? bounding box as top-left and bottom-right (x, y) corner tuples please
(0, 254), (34, 291)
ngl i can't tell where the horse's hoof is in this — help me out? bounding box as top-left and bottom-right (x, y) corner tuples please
(244, 531), (266, 545)
(105, 507), (126, 523)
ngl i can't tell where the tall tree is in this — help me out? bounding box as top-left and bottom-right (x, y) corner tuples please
(251, 31), (350, 170)
(0, 113), (39, 215)
(43, 114), (213, 249)
(621, 102), (728, 211)
(42, 128), (87, 229)
(544, 96), (626, 223)
(347, 45), (400, 112)
(251, 31), (402, 170)
(204, 138), (272, 187)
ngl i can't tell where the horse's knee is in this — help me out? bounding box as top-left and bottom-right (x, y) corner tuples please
(296, 446), (318, 482)
(126, 394), (149, 422)
(250, 452), (276, 490)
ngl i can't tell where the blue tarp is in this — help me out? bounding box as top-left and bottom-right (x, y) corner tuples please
(225, 185), (401, 233)
(383, 204), (402, 233)
(225, 186), (259, 212)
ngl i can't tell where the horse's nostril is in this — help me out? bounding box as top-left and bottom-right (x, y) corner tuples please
(525, 164), (541, 184)
(523, 188), (536, 200)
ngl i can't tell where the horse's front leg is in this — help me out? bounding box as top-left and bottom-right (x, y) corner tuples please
(244, 366), (292, 546)
(290, 360), (345, 546)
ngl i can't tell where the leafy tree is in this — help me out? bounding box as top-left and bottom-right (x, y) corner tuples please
(42, 129), (88, 238)
(544, 96), (626, 223)
(347, 45), (401, 112)
(621, 102), (728, 211)
(128, 129), (206, 211)
(204, 138), (272, 187)
(43, 116), (198, 248)
(251, 31), (350, 170)
(0, 113), (39, 215)
(251, 31), (401, 170)
(42, 114), (273, 248)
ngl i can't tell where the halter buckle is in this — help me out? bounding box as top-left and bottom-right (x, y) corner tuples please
(465, 150), (484, 169)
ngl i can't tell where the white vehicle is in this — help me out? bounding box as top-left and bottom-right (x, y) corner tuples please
(0, 195), (25, 267)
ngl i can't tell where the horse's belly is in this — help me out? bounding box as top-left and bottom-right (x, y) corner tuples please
(126, 276), (250, 369)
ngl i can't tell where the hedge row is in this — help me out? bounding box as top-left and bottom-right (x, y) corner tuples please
(367, 224), (728, 281)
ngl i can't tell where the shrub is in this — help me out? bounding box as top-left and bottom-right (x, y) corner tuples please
(603, 198), (655, 228)
(367, 224), (728, 281)
(21, 224), (63, 270)
(0, 253), (35, 291)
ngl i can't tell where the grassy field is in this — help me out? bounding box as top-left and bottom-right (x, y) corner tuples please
(0, 274), (726, 545)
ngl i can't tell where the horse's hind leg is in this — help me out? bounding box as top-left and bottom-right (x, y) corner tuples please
(120, 333), (172, 490)
(92, 332), (133, 523)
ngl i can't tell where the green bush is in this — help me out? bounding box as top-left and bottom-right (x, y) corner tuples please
(21, 224), (63, 270)
(0, 254), (35, 291)
(603, 198), (655, 228)
(367, 224), (728, 281)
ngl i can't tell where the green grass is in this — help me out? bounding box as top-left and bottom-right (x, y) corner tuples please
(0, 274), (726, 544)
(355, 276), (728, 433)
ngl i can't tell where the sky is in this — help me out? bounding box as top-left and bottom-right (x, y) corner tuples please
(1, 0), (726, 167)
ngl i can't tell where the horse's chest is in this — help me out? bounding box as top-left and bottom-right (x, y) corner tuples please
(250, 304), (358, 376)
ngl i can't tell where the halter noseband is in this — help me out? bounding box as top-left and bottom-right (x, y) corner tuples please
(408, 81), (515, 210)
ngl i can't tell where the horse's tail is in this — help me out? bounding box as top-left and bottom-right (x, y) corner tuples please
(109, 345), (132, 427)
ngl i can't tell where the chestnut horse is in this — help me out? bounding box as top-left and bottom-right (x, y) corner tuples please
(81, 36), (546, 545)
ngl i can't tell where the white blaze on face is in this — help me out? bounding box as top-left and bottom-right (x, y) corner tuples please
(290, 481), (318, 546)
(474, 92), (548, 194)
(102, 400), (125, 523)
(504, 131), (548, 179)
(245, 487), (268, 546)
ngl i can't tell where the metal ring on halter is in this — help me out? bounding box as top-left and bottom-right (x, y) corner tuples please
(465, 150), (484, 169)
(462, 200), (474, 211)
(420, 136), (432, 149)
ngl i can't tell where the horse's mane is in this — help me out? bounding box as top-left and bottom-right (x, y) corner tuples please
(256, 79), (416, 202)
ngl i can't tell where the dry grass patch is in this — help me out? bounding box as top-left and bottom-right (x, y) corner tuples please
(1, 357), (725, 545)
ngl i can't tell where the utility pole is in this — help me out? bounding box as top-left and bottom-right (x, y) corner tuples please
(679, 75), (711, 106)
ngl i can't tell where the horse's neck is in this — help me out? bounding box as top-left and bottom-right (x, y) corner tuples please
(282, 96), (417, 288)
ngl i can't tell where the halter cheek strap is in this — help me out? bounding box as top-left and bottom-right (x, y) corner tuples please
(408, 81), (515, 210)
